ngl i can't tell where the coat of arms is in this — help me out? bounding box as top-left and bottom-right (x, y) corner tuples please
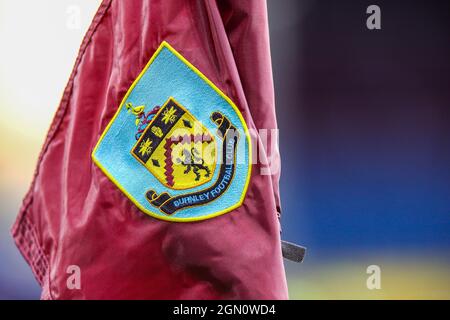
(130, 98), (216, 190)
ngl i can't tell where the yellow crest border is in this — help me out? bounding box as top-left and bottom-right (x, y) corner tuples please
(91, 41), (252, 222)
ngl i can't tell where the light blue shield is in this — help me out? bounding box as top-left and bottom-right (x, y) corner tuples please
(92, 41), (251, 222)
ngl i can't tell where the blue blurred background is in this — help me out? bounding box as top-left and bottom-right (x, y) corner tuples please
(269, 0), (450, 298)
(0, 0), (449, 299)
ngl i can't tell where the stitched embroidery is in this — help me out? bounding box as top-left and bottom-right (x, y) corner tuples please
(91, 41), (251, 222)
(126, 102), (160, 140)
(146, 111), (238, 215)
(131, 97), (216, 190)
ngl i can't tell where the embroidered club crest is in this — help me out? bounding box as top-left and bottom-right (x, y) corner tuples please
(92, 42), (251, 222)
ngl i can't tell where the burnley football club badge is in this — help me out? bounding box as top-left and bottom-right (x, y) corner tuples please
(92, 42), (251, 222)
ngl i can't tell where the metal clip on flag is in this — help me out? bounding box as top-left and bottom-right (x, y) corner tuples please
(281, 241), (306, 263)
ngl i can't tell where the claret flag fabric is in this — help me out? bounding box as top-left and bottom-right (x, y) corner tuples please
(12, 0), (287, 299)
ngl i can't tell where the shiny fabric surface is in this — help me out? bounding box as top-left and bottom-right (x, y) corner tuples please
(12, 0), (287, 299)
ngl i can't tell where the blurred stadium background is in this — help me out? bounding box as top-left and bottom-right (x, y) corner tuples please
(0, 0), (449, 299)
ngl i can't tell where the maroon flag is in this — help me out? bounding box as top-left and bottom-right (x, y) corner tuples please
(12, 0), (288, 299)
